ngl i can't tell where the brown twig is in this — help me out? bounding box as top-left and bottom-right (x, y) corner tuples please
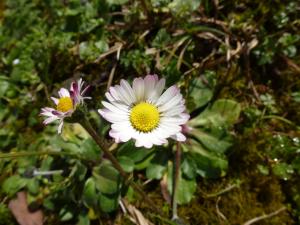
(243, 207), (286, 225)
(107, 63), (117, 90)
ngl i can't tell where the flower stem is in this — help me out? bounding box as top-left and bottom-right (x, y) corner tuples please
(79, 117), (163, 215)
(172, 142), (181, 220)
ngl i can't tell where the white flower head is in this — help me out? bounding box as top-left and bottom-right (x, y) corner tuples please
(40, 79), (91, 134)
(98, 75), (189, 149)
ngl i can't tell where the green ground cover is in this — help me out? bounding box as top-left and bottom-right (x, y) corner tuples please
(0, 0), (300, 224)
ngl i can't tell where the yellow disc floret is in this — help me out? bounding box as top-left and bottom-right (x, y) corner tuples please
(130, 102), (160, 133)
(57, 97), (73, 112)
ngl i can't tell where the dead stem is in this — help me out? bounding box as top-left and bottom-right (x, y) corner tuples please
(243, 207), (286, 225)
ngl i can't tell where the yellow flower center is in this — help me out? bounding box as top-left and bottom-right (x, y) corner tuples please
(130, 102), (160, 133)
(57, 97), (73, 112)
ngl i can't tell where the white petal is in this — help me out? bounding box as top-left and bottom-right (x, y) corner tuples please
(144, 75), (157, 100)
(181, 113), (190, 121)
(160, 115), (189, 125)
(134, 133), (154, 149)
(162, 105), (185, 117)
(105, 92), (115, 102)
(117, 129), (132, 142)
(51, 97), (59, 105)
(132, 130), (167, 148)
(109, 87), (121, 102)
(156, 85), (179, 106)
(78, 78), (83, 89)
(149, 78), (166, 103)
(171, 132), (186, 142)
(40, 111), (55, 117)
(102, 101), (129, 114)
(40, 107), (55, 116)
(120, 79), (136, 103)
(159, 122), (181, 134)
(147, 130), (167, 145)
(154, 127), (172, 139)
(98, 109), (128, 123)
(43, 116), (59, 125)
(115, 85), (132, 105)
(155, 78), (165, 96)
(111, 101), (130, 112)
(109, 125), (136, 143)
(41, 107), (55, 112)
(57, 121), (64, 134)
(109, 129), (121, 143)
(133, 77), (145, 102)
(111, 121), (132, 131)
(158, 93), (183, 112)
(58, 88), (70, 98)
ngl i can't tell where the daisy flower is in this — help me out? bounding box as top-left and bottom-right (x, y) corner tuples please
(98, 75), (189, 148)
(40, 79), (91, 134)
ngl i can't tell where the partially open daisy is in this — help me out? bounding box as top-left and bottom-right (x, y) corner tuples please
(70, 78), (91, 105)
(40, 79), (91, 134)
(98, 75), (189, 148)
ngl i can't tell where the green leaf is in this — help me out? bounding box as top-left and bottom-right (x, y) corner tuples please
(146, 150), (169, 179)
(152, 28), (172, 48)
(187, 71), (216, 111)
(257, 164), (269, 176)
(81, 138), (101, 161)
(79, 40), (108, 61)
(106, 0), (129, 5)
(292, 157), (300, 174)
(26, 179), (39, 195)
(59, 208), (73, 221)
(117, 141), (156, 170)
(95, 40), (109, 52)
(189, 99), (241, 127)
(70, 162), (87, 181)
(181, 155), (197, 179)
(83, 178), (98, 208)
(98, 193), (119, 213)
(43, 197), (55, 210)
(51, 136), (80, 154)
(77, 214), (90, 225)
(0, 76), (11, 98)
(168, 0), (201, 16)
(2, 175), (28, 196)
(191, 129), (232, 154)
(134, 153), (156, 170)
(93, 162), (121, 194)
(117, 141), (153, 163)
(183, 140), (228, 178)
(167, 164), (196, 204)
(291, 92), (300, 103)
(117, 156), (134, 173)
(176, 177), (196, 204)
(272, 163), (294, 180)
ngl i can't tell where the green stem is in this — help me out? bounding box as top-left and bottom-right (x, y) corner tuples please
(172, 142), (181, 220)
(79, 117), (163, 215)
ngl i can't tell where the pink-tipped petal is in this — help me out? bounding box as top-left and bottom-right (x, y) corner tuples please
(57, 121), (64, 134)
